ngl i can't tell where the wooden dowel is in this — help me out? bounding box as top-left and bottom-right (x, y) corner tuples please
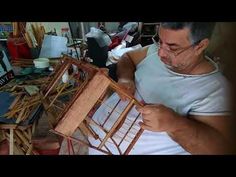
(124, 129), (144, 155)
(15, 130), (31, 148)
(9, 128), (14, 155)
(98, 99), (135, 149)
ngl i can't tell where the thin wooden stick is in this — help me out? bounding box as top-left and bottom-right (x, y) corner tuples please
(98, 99), (135, 149)
(9, 128), (14, 155)
(9, 94), (22, 110)
(78, 121), (99, 139)
(109, 137), (122, 155)
(26, 144), (33, 155)
(102, 99), (121, 127)
(51, 129), (111, 155)
(44, 61), (71, 98)
(48, 82), (70, 108)
(15, 130), (31, 148)
(124, 129), (144, 155)
(118, 113), (141, 146)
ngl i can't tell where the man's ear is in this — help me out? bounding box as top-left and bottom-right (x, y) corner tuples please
(194, 39), (209, 55)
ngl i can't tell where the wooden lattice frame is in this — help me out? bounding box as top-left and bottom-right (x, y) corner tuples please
(42, 56), (144, 155)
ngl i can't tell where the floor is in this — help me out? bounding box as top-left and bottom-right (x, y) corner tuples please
(33, 111), (88, 155)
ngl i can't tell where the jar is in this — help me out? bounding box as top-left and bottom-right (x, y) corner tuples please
(61, 28), (71, 43)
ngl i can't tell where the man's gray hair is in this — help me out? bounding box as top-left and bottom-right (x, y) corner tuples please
(160, 22), (216, 44)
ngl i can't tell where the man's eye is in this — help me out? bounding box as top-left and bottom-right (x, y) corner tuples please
(169, 48), (179, 52)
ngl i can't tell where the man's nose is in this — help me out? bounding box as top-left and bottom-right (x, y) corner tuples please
(158, 48), (168, 58)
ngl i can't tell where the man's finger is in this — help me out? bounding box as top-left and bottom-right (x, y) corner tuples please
(118, 93), (128, 101)
(142, 119), (151, 125)
(137, 103), (164, 113)
(138, 122), (153, 131)
(136, 105), (142, 110)
(136, 106), (152, 114)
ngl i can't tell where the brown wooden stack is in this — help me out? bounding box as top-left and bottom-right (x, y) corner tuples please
(0, 123), (37, 155)
(30, 23), (45, 48)
(11, 58), (34, 67)
(12, 22), (26, 38)
(3, 94), (41, 123)
(12, 22), (46, 49)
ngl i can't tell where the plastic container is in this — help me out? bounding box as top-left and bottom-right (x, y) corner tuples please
(33, 58), (49, 68)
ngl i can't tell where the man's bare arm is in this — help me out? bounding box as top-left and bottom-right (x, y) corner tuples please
(169, 114), (234, 154)
(116, 46), (149, 81)
(116, 46), (149, 99)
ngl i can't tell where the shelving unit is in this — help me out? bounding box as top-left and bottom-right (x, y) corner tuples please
(139, 22), (160, 46)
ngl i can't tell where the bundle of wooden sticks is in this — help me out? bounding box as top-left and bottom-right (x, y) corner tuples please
(12, 22), (45, 48)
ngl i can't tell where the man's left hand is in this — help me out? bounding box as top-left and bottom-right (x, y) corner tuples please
(136, 104), (180, 132)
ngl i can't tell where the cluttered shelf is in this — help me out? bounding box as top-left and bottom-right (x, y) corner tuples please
(138, 22), (159, 46)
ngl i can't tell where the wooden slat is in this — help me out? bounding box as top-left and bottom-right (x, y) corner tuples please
(9, 94), (22, 110)
(55, 73), (110, 136)
(15, 130), (31, 148)
(98, 99), (135, 149)
(0, 124), (17, 129)
(9, 129), (14, 155)
(79, 121), (98, 139)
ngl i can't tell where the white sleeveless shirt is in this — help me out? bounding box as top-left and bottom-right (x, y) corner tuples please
(88, 44), (231, 155)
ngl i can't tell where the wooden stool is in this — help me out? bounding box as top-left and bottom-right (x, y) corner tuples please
(0, 122), (37, 155)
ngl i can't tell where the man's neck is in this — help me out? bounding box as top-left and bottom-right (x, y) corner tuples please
(171, 54), (215, 75)
(189, 54), (216, 75)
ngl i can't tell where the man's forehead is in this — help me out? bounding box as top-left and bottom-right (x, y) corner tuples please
(158, 27), (191, 45)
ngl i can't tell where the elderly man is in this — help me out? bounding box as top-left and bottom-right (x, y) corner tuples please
(88, 22), (234, 155)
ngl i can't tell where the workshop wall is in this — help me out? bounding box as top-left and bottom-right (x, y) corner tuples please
(208, 22), (236, 145)
(207, 22), (236, 81)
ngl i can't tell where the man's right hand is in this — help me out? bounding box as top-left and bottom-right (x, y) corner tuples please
(117, 78), (136, 101)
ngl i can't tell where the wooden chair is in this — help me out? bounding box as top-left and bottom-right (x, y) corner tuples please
(0, 123), (37, 155)
(42, 56), (144, 155)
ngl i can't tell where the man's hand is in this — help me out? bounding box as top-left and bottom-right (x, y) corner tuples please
(117, 78), (136, 101)
(136, 104), (180, 132)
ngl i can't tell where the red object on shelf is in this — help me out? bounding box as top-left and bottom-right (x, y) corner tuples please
(108, 37), (121, 50)
(7, 37), (32, 60)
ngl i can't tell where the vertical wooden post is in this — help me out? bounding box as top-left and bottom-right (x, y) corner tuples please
(9, 128), (14, 155)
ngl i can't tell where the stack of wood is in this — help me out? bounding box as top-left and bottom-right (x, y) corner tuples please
(30, 23), (45, 48)
(12, 22), (46, 49)
(3, 93), (41, 124)
(0, 71), (73, 124)
(12, 22), (26, 38)
(0, 123), (37, 155)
